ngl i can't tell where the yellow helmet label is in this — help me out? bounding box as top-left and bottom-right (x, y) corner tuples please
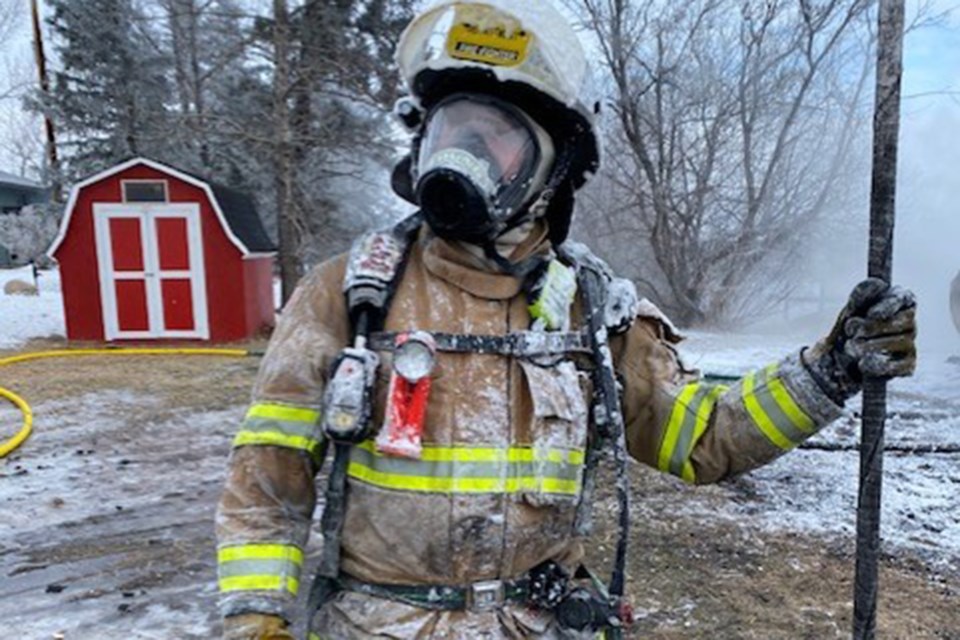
(445, 6), (531, 67)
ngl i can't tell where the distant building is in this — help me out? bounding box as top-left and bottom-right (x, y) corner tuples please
(0, 170), (50, 214)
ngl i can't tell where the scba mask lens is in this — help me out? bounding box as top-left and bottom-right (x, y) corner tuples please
(416, 97), (545, 243)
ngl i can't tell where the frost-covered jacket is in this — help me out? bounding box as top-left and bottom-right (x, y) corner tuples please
(215, 224), (843, 637)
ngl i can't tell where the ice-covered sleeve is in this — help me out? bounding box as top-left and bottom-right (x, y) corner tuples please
(215, 256), (350, 622)
(613, 317), (844, 485)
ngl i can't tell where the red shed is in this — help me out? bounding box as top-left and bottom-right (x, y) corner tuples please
(48, 158), (276, 342)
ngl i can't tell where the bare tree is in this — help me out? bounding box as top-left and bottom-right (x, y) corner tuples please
(272, 0), (299, 302)
(0, 0), (27, 102)
(266, 0), (415, 301)
(570, 0), (875, 327)
(0, 106), (44, 177)
(0, 0), (19, 54)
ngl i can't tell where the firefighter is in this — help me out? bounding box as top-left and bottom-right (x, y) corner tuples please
(216, 2), (918, 638)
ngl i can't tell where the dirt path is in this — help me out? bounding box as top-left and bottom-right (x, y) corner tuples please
(1, 341), (957, 638)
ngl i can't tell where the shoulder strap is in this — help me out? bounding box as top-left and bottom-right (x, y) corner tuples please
(558, 240), (639, 336)
(557, 242), (631, 605)
(343, 213), (422, 334)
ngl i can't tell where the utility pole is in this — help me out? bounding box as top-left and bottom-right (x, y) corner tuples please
(853, 1), (905, 638)
(29, 0), (61, 202)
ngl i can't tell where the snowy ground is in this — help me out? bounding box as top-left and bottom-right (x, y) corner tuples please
(1, 266), (958, 637)
(0, 266), (66, 348)
(679, 330), (960, 575)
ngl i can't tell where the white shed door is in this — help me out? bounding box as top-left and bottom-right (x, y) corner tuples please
(93, 203), (209, 340)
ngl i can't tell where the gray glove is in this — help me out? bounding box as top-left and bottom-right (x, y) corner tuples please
(803, 278), (917, 404)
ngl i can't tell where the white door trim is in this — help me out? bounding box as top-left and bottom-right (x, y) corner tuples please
(93, 203), (209, 340)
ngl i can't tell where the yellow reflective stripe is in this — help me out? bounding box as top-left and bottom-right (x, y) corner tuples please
(233, 403), (323, 456)
(764, 364), (816, 434)
(658, 384), (700, 474)
(218, 544), (303, 596)
(347, 461), (581, 495)
(680, 385), (726, 483)
(355, 440), (585, 465)
(217, 544), (304, 565)
(218, 575), (299, 595)
(657, 384), (726, 483)
(246, 403), (320, 423)
(233, 430), (322, 453)
(743, 370), (794, 450)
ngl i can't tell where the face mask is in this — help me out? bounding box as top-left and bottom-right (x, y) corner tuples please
(416, 95), (553, 244)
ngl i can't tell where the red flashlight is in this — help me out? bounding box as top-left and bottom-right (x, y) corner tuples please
(375, 331), (436, 459)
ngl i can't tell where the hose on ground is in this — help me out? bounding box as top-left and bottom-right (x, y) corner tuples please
(0, 347), (259, 458)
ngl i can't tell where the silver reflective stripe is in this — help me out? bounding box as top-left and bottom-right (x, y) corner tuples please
(350, 444), (582, 482)
(218, 558), (299, 581)
(742, 364), (816, 450)
(347, 441), (585, 495)
(233, 403), (323, 458)
(217, 543), (303, 595)
(657, 383), (726, 483)
(668, 385), (718, 478)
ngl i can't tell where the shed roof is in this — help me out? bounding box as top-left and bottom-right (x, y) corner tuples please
(48, 158), (276, 258)
(0, 170), (46, 192)
(208, 183), (275, 253)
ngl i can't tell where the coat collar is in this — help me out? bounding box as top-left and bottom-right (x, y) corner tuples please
(419, 222), (551, 300)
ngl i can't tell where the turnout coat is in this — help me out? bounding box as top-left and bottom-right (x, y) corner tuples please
(216, 224), (842, 638)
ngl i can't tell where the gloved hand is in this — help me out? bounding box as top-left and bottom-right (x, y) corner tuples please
(803, 278), (917, 404)
(222, 614), (295, 640)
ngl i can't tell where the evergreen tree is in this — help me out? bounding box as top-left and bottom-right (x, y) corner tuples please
(44, 0), (172, 180)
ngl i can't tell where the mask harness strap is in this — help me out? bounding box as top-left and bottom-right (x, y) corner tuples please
(482, 241), (547, 279)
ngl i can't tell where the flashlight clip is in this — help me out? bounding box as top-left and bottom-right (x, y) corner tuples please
(376, 331), (437, 459)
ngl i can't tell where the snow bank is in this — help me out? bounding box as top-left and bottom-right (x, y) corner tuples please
(680, 330), (960, 570)
(0, 266), (65, 348)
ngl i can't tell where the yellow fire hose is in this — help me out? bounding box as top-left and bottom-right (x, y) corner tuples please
(0, 348), (257, 458)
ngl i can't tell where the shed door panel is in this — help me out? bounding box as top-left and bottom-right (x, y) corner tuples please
(115, 279), (150, 331)
(160, 278), (195, 331)
(155, 217), (190, 270)
(109, 218), (145, 271)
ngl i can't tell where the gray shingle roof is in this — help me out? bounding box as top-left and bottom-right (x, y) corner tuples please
(208, 183), (275, 253)
(0, 170), (45, 191)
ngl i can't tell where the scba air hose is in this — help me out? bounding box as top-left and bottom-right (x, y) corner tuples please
(0, 348), (258, 458)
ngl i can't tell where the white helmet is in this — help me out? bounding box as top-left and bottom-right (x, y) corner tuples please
(393, 0), (600, 244)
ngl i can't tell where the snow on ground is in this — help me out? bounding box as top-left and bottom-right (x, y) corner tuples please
(0, 266), (66, 348)
(679, 329), (960, 574)
(0, 389), (241, 638)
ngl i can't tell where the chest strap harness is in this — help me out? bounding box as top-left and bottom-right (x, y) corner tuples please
(367, 330), (590, 357)
(309, 217), (636, 637)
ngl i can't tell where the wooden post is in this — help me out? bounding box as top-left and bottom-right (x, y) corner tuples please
(30, 0), (60, 203)
(853, 1), (905, 638)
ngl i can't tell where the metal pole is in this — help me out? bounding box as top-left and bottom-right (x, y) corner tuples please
(853, 1), (905, 638)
